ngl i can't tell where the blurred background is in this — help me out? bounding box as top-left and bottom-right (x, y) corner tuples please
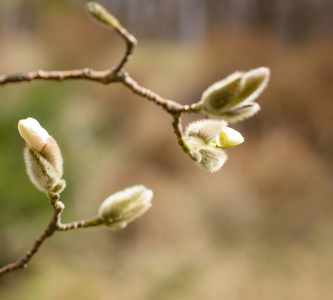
(0, 0), (332, 299)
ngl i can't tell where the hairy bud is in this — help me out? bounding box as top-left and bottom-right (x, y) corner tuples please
(184, 119), (243, 172)
(98, 185), (153, 230)
(190, 146), (228, 173)
(185, 119), (228, 144)
(85, 2), (121, 30)
(18, 118), (65, 194)
(218, 102), (261, 123)
(197, 67), (270, 122)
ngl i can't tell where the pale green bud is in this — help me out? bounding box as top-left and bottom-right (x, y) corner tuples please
(235, 67), (270, 108)
(197, 67), (270, 122)
(18, 118), (65, 194)
(85, 2), (121, 30)
(98, 185), (153, 230)
(199, 72), (243, 115)
(218, 127), (244, 149)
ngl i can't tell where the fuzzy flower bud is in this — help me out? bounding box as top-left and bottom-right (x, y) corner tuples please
(219, 102), (261, 123)
(18, 118), (65, 194)
(184, 119), (243, 173)
(98, 185), (153, 230)
(197, 67), (270, 122)
(188, 145), (228, 173)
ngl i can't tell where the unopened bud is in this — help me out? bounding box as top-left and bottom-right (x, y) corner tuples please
(219, 102), (261, 123)
(85, 2), (121, 30)
(197, 147), (228, 173)
(19, 118), (65, 194)
(184, 119), (244, 172)
(197, 67), (270, 122)
(18, 118), (50, 152)
(98, 185), (153, 230)
(236, 67), (270, 107)
(199, 72), (243, 115)
(185, 119), (228, 144)
(219, 127), (244, 149)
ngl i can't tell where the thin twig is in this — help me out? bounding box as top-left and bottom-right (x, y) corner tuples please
(85, 2), (137, 73)
(0, 202), (64, 277)
(0, 200), (105, 277)
(172, 115), (190, 154)
(0, 69), (115, 86)
(57, 217), (104, 231)
(118, 72), (184, 113)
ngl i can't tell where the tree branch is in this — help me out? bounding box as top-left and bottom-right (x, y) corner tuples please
(0, 1), (200, 278)
(0, 202), (64, 277)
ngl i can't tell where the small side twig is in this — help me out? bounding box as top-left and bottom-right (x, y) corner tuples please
(57, 218), (104, 231)
(85, 2), (137, 73)
(172, 115), (190, 154)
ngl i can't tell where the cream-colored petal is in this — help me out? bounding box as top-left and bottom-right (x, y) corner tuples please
(18, 118), (50, 152)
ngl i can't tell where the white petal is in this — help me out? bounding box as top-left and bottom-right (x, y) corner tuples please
(219, 127), (244, 149)
(18, 118), (50, 152)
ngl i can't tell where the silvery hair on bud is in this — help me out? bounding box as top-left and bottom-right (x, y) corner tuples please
(184, 120), (229, 173)
(24, 136), (64, 193)
(98, 185), (153, 229)
(200, 72), (243, 115)
(198, 67), (270, 122)
(185, 119), (228, 144)
(197, 146), (228, 173)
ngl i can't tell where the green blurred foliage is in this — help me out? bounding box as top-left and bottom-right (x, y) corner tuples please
(0, 1), (333, 300)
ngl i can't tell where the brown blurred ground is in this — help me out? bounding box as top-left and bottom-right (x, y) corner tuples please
(0, 1), (333, 300)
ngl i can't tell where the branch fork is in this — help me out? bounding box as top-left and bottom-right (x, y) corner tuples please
(0, 2), (270, 277)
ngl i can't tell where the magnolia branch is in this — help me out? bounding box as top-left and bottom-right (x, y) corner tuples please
(0, 201), (63, 276)
(0, 2), (200, 150)
(0, 2), (193, 278)
(0, 1), (270, 278)
(0, 1), (199, 119)
(0, 198), (104, 277)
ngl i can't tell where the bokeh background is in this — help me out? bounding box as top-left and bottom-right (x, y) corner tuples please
(0, 0), (333, 299)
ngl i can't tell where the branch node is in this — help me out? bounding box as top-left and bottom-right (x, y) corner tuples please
(37, 70), (45, 78)
(36, 236), (43, 243)
(83, 68), (93, 78)
(56, 71), (65, 81)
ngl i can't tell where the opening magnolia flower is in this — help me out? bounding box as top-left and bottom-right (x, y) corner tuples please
(219, 127), (245, 149)
(18, 118), (65, 194)
(184, 119), (244, 173)
(18, 118), (50, 152)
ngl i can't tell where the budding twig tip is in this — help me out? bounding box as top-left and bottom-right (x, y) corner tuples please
(85, 1), (121, 30)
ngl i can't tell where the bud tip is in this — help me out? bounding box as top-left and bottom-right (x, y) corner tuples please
(18, 118), (50, 152)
